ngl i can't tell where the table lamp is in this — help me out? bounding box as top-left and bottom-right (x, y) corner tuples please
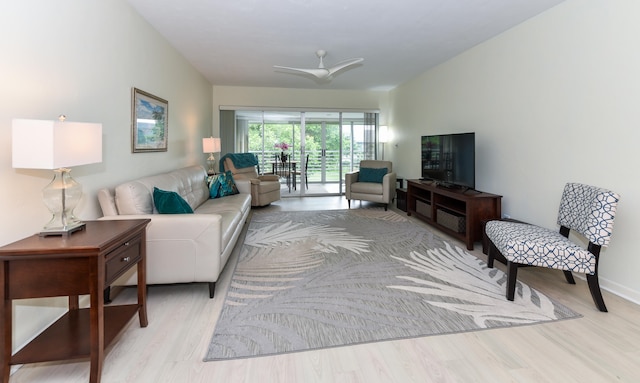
(12, 116), (103, 236)
(202, 137), (221, 174)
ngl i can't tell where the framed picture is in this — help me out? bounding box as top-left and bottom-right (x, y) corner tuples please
(131, 87), (168, 152)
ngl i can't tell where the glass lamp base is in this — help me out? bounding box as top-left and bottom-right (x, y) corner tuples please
(207, 154), (216, 175)
(39, 168), (85, 237)
(39, 222), (86, 237)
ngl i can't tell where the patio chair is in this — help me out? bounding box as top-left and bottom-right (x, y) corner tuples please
(292, 154), (309, 190)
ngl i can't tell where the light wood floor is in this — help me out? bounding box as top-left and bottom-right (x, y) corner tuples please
(11, 197), (640, 382)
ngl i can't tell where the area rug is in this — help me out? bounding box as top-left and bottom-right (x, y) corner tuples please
(205, 209), (580, 361)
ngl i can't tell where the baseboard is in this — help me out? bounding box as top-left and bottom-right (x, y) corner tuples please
(574, 274), (640, 306)
(600, 276), (640, 305)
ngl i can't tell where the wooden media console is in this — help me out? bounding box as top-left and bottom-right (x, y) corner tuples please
(406, 179), (502, 250)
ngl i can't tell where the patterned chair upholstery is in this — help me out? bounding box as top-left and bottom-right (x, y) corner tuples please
(485, 183), (620, 312)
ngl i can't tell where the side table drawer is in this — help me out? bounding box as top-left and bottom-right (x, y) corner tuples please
(105, 236), (142, 284)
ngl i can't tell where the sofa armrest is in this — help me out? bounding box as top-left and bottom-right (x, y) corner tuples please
(258, 174), (279, 182)
(99, 213), (226, 285)
(345, 171), (359, 197)
(382, 172), (397, 201)
(233, 179), (252, 195)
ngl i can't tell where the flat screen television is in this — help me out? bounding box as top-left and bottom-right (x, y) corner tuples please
(421, 132), (475, 189)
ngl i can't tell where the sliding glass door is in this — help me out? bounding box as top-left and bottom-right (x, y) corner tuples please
(228, 109), (378, 197)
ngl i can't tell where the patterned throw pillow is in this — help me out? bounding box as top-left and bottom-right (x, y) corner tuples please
(210, 171), (239, 198)
(206, 175), (217, 189)
(359, 167), (388, 183)
(153, 187), (194, 214)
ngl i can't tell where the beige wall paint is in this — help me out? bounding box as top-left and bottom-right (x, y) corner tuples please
(389, 0), (640, 301)
(0, 0), (212, 352)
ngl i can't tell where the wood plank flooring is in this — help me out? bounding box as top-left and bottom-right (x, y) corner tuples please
(11, 197), (640, 382)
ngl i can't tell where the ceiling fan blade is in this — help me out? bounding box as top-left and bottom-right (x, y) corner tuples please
(326, 58), (364, 76)
(273, 65), (330, 79)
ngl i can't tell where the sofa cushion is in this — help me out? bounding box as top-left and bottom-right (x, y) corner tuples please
(153, 187), (194, 214)
(195, 193), (251, 216)
(359, 167), (388, 183)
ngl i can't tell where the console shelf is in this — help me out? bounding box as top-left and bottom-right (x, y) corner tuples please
(406, 180), (502, 250)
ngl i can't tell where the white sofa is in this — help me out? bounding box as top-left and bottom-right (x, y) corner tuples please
(97, 165), (251, 298)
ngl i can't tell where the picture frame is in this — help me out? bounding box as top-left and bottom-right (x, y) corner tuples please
(132, 87), (168, 152)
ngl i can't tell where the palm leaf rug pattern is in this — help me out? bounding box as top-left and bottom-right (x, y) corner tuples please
(205, 209), (579, 361)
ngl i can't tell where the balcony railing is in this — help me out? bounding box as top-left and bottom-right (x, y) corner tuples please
(252, 150), (365, 183)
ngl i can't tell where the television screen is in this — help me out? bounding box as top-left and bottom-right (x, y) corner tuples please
(421, 132), (475, 189)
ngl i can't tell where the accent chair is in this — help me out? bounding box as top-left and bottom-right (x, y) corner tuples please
(485, 183), (620, 312)
(345, 160), (396, 211)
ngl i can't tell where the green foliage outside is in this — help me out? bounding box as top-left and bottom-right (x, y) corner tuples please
(248, 123), (363, 181)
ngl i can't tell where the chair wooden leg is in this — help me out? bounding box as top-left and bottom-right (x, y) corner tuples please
(563, 270), (576, 284)
(487, 243), (496, 268)
(347, 200), (351, 209)
(384, 203), (388, 211)
(506, 261), (518, 301)
(586, 273), (608, 312)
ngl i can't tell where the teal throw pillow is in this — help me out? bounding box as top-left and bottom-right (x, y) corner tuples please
(208, 175), (220, 199)
(210, 171), (239, 198)
(153, 187), (194, 214)
(206, 175), (217, 189)
(359, 167), (388, 183)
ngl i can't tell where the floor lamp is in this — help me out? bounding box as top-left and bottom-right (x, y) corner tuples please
(379, 125), (389, 160)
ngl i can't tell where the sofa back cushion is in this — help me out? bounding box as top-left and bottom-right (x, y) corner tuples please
(115, 166), (209, 215)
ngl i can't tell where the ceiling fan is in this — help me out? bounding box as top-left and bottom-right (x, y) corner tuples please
(274, 50), (364, 80)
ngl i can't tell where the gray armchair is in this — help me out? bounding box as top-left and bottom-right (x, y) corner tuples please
(345, 160), (396, 211)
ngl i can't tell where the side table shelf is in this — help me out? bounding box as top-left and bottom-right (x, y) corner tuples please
(0, 219), (150, 383)
(406, 179), (502, 250)
(11, 305), (139, 365)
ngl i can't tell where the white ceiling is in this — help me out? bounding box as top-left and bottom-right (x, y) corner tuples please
(127, 0), (565, 91)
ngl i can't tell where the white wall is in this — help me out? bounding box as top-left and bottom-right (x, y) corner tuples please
(389, 0), (640, 302)
(212, 85), (390, 135)
(0, 0), (212, 352)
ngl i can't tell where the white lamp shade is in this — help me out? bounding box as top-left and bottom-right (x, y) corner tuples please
(12, 119), (102, 169)
(379, 126), (390, 143)
(202, 137), (221, 153)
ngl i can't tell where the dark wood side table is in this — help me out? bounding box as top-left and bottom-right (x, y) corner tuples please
(0, 219), (150, 383)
